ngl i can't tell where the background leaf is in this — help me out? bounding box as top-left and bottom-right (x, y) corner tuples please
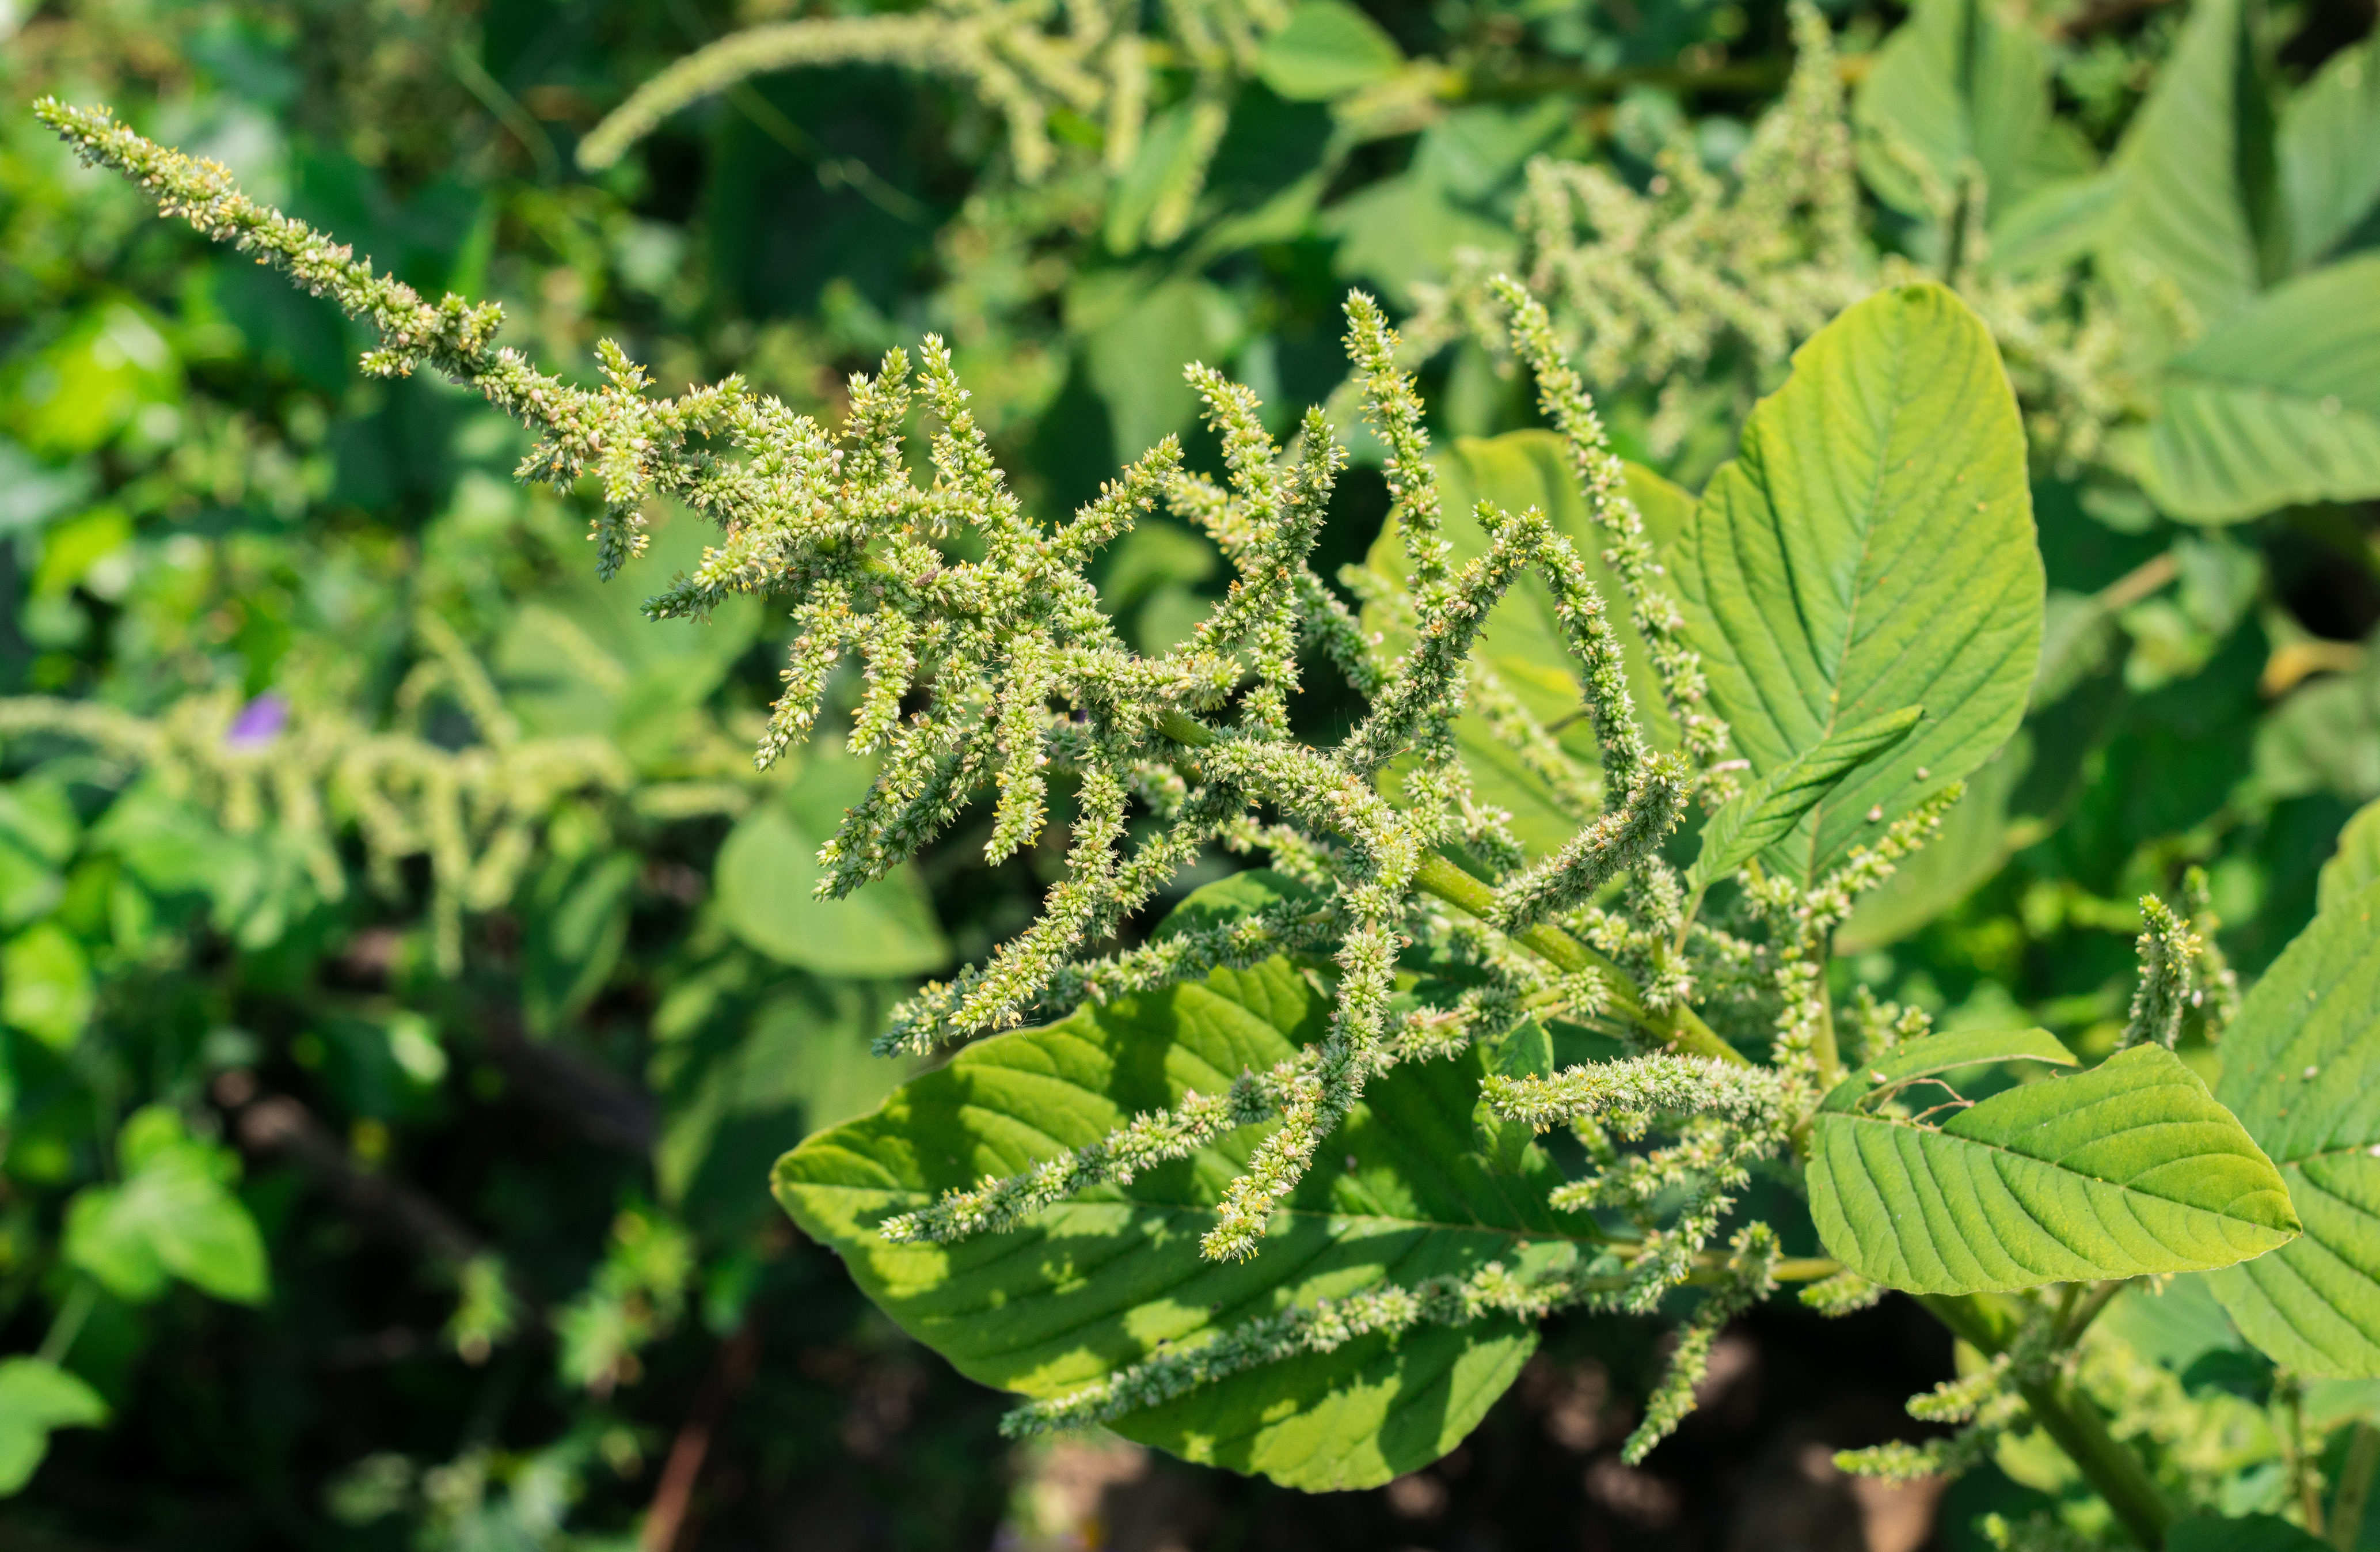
(0, 1359), (107, 1497)
(714, 753), (951, 978)
(1811, 1045), (2297, 1294)
(2207, 879), (2380, 1376)
(1255, 0), (1405, 101)
(1675, 283), (2041, 885)
(1851, 0), (2091, 222)
(2139, 256), (2380, 523)
(2094, 0), (2280, 340)
(2279, 40), (2380, 270)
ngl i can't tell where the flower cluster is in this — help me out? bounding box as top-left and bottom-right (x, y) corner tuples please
(43, 95), (1967, 1459)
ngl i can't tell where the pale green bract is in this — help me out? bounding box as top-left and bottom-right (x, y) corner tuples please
(1675, 283), (2042, 885)
(2207, 879), (2380, 1377)
(1809, 1034), (2298, 1295)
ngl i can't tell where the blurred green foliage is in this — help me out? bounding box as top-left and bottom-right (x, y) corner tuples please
(2, 0), (2378, 1545)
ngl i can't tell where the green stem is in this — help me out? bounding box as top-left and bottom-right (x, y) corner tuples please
(1153, 711), (1744, 1066)
(2332, 1421), (2379, 1552)
(1921, 1293), (2174, 1549)
(36, 1281), (96, 1367)
(2287, 1373), (2328, 1540)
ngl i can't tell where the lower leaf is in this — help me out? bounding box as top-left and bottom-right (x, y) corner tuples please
(1810, 1044), (2298, 1294)
(772, 955), (1605, 1490)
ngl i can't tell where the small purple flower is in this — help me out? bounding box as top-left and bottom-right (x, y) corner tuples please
(225, 692), (290, 752)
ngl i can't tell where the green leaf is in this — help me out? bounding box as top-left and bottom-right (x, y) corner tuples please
(1687, 705), (1925, 891)
(773, 908), (1600, 1489)
(63, 1107), (268, 1306)
(2318, 797), (2380, 911)
(1819, 1026), (2078, 1114)
(2280, 40), (2380, 270)
(2254, 652), (2380, 804)
(1256, 0), (1405, 102)
(1363, 432), (1690, 855)
(496, 513), (760, 767)
(1070, 273), (1241, 458)
(2138, 256), (2380, 523)
(1810, 1044), (2298, 1295)
(2206, 879), (2380, 1376)
(2094, 0), (2281, 340)
(654, 978), (912, 1240)
(1674, 283), (2042, 885)
(1852, 0), (2092, 220)
(520, 849), (638, 1035)
(714, 752), (951, 978)
(0, 1357), (107, 1496)
(1, 923), (92, 1053)
(2168, 1514), (2330, 1552)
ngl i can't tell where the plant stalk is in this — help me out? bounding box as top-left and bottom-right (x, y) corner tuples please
(2332, 1421), (2379, 1552)
(1921, 1292), (2174, 1549)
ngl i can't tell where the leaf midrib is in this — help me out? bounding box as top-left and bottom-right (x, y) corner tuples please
(1790, 311), (1907, 882)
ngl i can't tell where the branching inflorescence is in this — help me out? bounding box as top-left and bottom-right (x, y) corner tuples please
(45, 93), (1965, 1460)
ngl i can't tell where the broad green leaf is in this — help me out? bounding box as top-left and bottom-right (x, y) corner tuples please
(2206, 879), (2380, 1376)
(1986, 171), (2124, 277)
(1810, 1044), (2298, 1295)
(1674, 283), (2041, 885)
(714, 752), (951, 978)
(1688, 705), (1924, 891)
(1852, 0), (2091, 221)
(64, 1109), (268, 1306)
(1256, 0), (1404, 102)
(2318, 797), (2380, 910)
(0, 1357), (107, 1496)
(2280, 41), (2380, 269)
(1820, 1026), (2077, 1112)
(2139, 256), (2380, 523)
(2094, 0), (2280, 341)
(1363, 431), (1689, 855)
(773, 879), (1602, 1490)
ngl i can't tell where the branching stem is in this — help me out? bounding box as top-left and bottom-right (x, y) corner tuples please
(1922, 1293), (2174, 1549)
